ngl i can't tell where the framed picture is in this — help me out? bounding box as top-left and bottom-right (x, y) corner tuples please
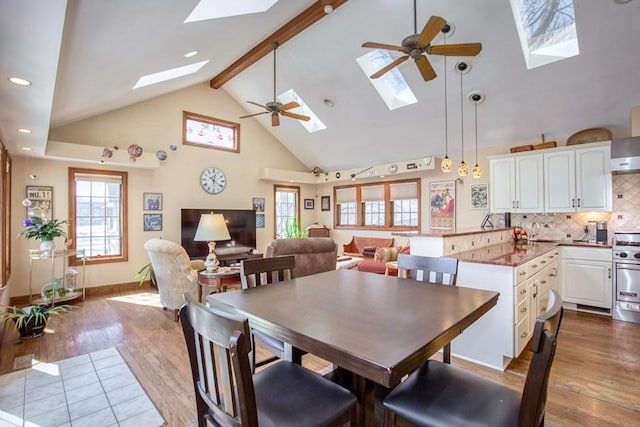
(256, 214), (265, 228)
(321, 196), (331, 211)
(252, 197), (265, 213)
(143, 192), (163, 211)
(429, 180), (456, 230)
(304, 199), (314, 210)
(26, 185), (53, 219)
(470, 183), (489, 210)
(143, 213), (162, 231)
(183, 111), (240, 153)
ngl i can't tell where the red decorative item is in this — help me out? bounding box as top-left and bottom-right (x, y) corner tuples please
(127, 144), (143, 161)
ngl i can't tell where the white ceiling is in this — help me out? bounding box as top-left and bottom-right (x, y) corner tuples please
(2, 0), (640, 171)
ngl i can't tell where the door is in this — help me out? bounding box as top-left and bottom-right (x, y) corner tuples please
(544, 150), (576, 213)
(489, 157), (515, 213)
(515, 154), (544, 213)
(562, 259), (612, 308)
(575, 145), (612, 211)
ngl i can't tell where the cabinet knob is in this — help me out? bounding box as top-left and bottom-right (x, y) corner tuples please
(521, 332), (528, 338)
(521, 307), (527, 313)
(532, 264), (538, 268)
(520, 289), (527, 295)
(519, 271), (526, 276)
(541, 260), (547, 264)
(541, 280), (547, 284)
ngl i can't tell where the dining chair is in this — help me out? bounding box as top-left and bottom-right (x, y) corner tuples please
(382, 289), (564, 427)
(180, 294), (357, 427)
(397, 253), (458, 363)
(240, 255), (299, 371)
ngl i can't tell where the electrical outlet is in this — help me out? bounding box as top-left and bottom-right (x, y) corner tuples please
(566, 233), (571, 238)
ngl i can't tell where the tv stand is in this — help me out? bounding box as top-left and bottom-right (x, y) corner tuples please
(217, 252), (263, 267)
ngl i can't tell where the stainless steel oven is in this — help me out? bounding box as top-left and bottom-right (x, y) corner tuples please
(612, 232), (640, 323)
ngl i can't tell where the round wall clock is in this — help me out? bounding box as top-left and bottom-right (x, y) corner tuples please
(388, 164), (398, 173)
(200, 167), (227, 194)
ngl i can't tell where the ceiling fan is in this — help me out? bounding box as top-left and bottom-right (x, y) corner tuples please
(361, 1), (482, 82)
(239, 42), (310, 127)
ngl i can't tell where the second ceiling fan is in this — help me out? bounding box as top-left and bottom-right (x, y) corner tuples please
(362, 1), (482, 82)
(239, 42), (310, 127)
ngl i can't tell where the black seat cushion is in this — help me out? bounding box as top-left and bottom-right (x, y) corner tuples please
(383, 360), (521, 427)
(254, 361), (356, 427)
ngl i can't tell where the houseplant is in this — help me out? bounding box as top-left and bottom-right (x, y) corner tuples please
(283, 216), (308, 239)
(17, 216), (68, 252)
(135, 262), (157, 287)
(0, 304), (70, 339)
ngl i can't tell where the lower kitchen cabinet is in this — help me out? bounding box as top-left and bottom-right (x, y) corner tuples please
(561, 246), (612, 311)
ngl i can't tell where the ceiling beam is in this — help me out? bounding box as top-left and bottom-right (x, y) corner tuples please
(209, 0), (348, 89)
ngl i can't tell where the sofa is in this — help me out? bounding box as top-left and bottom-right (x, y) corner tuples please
(265, 237), (337, 278)
(342, 236), (394, 258)
(357, 245), (410, 275)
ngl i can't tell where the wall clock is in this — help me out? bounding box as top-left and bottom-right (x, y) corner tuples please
(388, 164), (398, 173)
(200, 167), (227, 194)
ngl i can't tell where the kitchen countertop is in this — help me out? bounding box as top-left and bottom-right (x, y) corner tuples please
(393, 227), (510, 238)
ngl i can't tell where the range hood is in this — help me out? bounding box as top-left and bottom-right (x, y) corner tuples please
(611, 137), (640, 172)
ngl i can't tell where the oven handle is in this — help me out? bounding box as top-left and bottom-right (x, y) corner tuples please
(615, 262), (640, 271)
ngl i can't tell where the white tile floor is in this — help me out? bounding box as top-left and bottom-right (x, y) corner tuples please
(0, 348), (164, 427)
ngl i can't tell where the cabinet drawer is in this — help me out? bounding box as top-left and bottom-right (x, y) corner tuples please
(515, 316), (531, 356)
(515, 264), (528, 284)
(538, 263), (556, 295)
(515, 296), (529, 324)
(515, 281), (528, 305)
(526, 258), (543, 277)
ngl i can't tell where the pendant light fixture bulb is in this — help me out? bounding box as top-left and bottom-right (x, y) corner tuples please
(441, 156), (453, 173)
(472, 164), (482, 178)
(458, 161), (468, 177)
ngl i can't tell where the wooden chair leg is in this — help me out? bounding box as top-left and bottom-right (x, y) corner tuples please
(174, 309), (179, 322)
(443, 343), (451, 364)
(383, 408), (397, 427)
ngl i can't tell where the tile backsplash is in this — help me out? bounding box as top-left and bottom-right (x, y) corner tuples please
(488, 173), (640, 242)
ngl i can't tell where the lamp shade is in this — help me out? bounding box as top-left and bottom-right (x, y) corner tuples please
(194, 214), (231, 242)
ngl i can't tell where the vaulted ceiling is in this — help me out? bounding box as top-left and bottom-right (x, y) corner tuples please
(1, 0), (639, 171)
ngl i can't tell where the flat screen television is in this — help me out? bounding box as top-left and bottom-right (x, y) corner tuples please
(181, 209), (256, 259)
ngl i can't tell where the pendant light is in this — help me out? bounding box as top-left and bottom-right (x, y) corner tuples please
(470, 92), (485, 178)
(457, 61), (468, 177)
(440, 54), (452, 172)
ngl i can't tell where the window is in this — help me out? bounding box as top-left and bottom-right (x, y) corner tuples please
(274, 185), (300, 238)
(334, 179), (421, 230)
(69, 168), (128, 265)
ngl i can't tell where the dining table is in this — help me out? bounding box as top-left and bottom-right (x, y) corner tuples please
(207, 268), (499, 427)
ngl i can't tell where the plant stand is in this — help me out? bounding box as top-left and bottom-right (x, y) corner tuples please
(28, 249), (86, 306)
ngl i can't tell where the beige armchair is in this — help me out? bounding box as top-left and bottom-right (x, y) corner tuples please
(143, 239), (205, 321)
(265, 237), (337, 277)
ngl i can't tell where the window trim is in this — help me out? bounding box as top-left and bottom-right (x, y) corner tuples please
(273, 184), (301, 239)
(68, 167), (128, 266)
(333, 178), (421, 231)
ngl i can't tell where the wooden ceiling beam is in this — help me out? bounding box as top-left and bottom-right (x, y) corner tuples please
(209, 0), (348, 89)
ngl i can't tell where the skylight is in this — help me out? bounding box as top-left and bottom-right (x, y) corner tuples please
(277, 89), (326, 133)
(356, 50), (417, 110)
(132, 60), (209, 89)
(510, 0), (579, 69)
(185, 0), (279, 23)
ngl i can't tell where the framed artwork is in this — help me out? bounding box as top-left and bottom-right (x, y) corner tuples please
(429, 180), (456, 230)
(321, 196), (331, 211)
(252, 197), (265, 213)
(304, 199), (314, 209)
(256, 214), (265, 228)
(183, 111), (240, 153)
(26, 185), (53, 219)
(470, 183), (489, 210)
(143, 213), (162, 231)
(143, 192), (163, 211)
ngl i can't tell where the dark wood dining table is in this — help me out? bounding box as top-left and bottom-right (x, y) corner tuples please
(207, 268), (499, 427)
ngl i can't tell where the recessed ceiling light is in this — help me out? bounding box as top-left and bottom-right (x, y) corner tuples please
(323, 99), (334, 107)
(184, 50), (199, 58)
(614, 0), (632, 4)
(8, 77), (31, 86)
(17, 128), (32, 134)
(20, 146), (32, 151)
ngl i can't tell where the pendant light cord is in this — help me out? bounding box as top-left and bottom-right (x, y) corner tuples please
(460, 67), (464, 162)
(413, 0), (417, 34)
(474, 101), (478, 165)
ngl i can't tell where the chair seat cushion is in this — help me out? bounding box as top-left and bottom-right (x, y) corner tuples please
(383, 360), (521, 427)
(253, 329), (285, 354)
(254, 361), (356, 427)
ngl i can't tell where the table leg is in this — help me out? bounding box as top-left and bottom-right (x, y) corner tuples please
(353, 374), (376, 427)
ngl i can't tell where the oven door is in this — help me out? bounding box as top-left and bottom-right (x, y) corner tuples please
(615, 262), (640, 303)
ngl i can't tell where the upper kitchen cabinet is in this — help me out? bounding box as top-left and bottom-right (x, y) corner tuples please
(544, 142), (612, 212)
(490, 153), (544, 213)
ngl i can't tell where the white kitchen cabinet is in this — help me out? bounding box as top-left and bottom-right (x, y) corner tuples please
(490, 154), (543, 213)
(561, 246), (612, 311)
(544, 143), (612, 213)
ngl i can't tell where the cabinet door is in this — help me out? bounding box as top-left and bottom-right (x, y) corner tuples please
(561, 259), (612, 308)
(515, 154), (544, 213)
(490, 157), (515, 213)
(544, 150), (576, 213)
(575, 145), (612, 211)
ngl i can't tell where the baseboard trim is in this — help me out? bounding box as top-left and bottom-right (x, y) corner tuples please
(9, 281), (154, 306)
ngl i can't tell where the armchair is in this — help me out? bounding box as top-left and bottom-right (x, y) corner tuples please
(143, 239), (204, 321)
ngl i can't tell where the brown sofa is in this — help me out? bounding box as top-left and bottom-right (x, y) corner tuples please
(342, 236), (394, 258)
(265, 237), (337, 278)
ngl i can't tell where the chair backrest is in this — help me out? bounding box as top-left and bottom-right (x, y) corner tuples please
(265, 238), (337, 277)
(180, 294), (257, 427)
(519, 289), (564, 427)
(397, 254), (458, 285)
(240, 255), (295, 289)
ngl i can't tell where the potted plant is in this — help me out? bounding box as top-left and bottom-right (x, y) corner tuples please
(0, 304), (70, 339)
(135, 262), (157, 287)
(17, 216), (68, 252)
(283, 216), (309, 239)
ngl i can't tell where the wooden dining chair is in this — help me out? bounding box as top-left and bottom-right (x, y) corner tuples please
(240, 255), (298, 371)
(180, 294), (357, 427)
(397, 253), (458, 363)
(382, 289), (564, 427)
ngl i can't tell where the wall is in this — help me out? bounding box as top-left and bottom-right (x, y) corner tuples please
(9, 83), (316, 297)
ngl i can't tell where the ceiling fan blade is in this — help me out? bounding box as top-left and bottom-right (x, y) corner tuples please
(246, 100), (268, 110)
(271, 112), (280, 127)
(369, 55), (409, 79)
(279, 101), (300, 111)
(281, 111), (311, 121)
(362, 41), (407, 53)
(428, 43), (483, 56)
(416, 15), (447, 47)
(239, 111), (269, 119)
(415, 55), (437, 81)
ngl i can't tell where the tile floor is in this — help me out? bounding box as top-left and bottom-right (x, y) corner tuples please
(0, 347), (164, 427)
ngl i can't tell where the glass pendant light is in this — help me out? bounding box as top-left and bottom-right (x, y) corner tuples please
(457, 61), (467, 177)
(441, 55), (452, 173)
(470, 92), (484, 178)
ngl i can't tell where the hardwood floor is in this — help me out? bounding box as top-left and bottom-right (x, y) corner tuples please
(1, 286), (639, 426)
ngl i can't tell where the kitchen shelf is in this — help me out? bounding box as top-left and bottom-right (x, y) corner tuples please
(28, 249), (86, 306)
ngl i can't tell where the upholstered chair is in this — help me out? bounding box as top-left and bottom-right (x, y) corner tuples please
(265, 237), (337, 277)
(143, 239), (204, 321)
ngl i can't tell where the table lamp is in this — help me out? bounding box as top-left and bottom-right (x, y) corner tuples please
(194, 213), (231, 272)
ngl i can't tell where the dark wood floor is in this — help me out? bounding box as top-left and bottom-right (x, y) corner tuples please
(1, 286), (639, 426)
